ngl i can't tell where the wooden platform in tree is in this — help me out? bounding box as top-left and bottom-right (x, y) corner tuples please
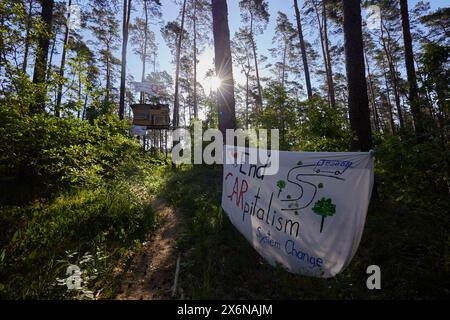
(130, 103), (170, 129)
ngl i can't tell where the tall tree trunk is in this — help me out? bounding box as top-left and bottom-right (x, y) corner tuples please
(77, 72), (81, 119)
(415, 57), (435, 118)
(281, 38), (287, 90)
(245, 72), (249, 129)
(22, 0), (33, 74)
(322, 0), (336, 108)
(313, 0), (333, 108)
(400, 0), (426, 139)
(173, 0), (187, 128)
(249, 12), (263, 110)
(106, 47), (110, 102)
(381, 17), (404, 129)
(46, 35), (56, 82)
(0, 14), (3, 69)
(364, 48), (380, 131)
(140, 0), (149, 104)
(342, 0), (372, 151)
(212, 0), (236, 137)
(55, 0), (72, 118)
(383, 64), (396, 134)
(31, 0), (54, 113)
(193, 0), (198, 118)
(119, 0), (132, 119)
(293, 0), (312, 100)
(82, 91), (88, 120)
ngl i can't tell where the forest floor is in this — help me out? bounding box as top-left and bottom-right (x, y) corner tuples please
(110, 163), (449, 300)
(115, 198), (185, 300)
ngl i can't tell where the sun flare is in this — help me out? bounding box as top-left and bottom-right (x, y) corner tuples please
(210, 76), (222, 91)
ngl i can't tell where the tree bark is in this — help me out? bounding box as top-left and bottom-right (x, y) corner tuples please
(46, 35), (56, 82)
(249, 12), (263, 110)
(293, 0), (312, 100)
(31, 0), (54, 113)
(140, 0), (149, 104)
(364, 48), (380, 132)
(381, 17), (404, 129)
(193, 0), (198, 118)
(106, 44), (110, 102)
(322, 0), (336, 108)
(212, 0), (236, 137)
(245, 73), (249, 129)
(141, 3), (148, 102)
(312, 0), (334, 108)
(400, 0), (426, 139)
(22, 0), (33, 74)
(77, 71), (81, 119)
(55, 0), (72, 118)
(173, 0), (187, 128)
(119, 0), (132, 119)
(281, 38), (287, 90)
(381, 60), (396, 134)
(343, 0), (372, 151)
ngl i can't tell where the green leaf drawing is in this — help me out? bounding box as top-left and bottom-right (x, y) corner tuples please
(297, 160), (303, 165)
(318, 183), (324, 189)
(277, 180), (286, 189)
(312, 198), (336, 233)
(277, 180), (286, 197)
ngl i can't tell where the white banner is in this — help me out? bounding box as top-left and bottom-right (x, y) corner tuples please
(131, 82), (160, 95)
(221, 146), (374, 278)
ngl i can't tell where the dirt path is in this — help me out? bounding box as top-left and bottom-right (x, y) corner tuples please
(115, 198), (184, 300)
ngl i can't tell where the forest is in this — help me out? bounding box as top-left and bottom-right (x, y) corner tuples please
(0, 0), (449, 300)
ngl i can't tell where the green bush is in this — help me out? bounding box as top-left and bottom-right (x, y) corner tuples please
(0, 106), (142, 204)
(293, 97), (354, 152)
(375, 133), (450, 206)
(0, 102), (162, 299)
(0, 183), (156, 299)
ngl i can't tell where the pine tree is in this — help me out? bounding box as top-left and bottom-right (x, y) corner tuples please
(342, 0), (372, 151)
(293, 0), (313, 100)
(119, 0), (132, 119)
(31, 0), (54, 113)
(400, 0), (426, 140)
(239, 0), (269, 110)
(212, 0), (236, 135)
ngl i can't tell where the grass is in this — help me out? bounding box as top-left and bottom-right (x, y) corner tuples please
(161, 164), (450, 299)
(0, 170), (161, 299)
(1, 148), (448, 299)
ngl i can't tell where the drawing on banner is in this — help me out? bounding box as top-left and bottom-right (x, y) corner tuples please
(276, 159), (349, 232)
(312, 197), (336, 233)
(221, 146), (374, 278)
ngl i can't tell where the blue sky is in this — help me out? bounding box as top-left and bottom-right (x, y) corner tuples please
(124, 0), (448, 93)
(71, 0), (448, 106)
(127, 0), (312, 90)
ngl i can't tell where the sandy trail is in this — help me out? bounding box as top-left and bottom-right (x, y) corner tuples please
(115, 198), (184, 300)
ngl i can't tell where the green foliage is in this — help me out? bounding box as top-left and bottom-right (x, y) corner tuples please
(254, 92), (353, 152)
(0, 100), (161, 299)
(0, 182), (156, 299)
(0, 105), (141, 204)
(419, 43), (449, 120)
(256, 84), (300, 149)
(163, 146), (449, 299)
(293, 97), (354, 152)
(375, 133), (450, 206)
